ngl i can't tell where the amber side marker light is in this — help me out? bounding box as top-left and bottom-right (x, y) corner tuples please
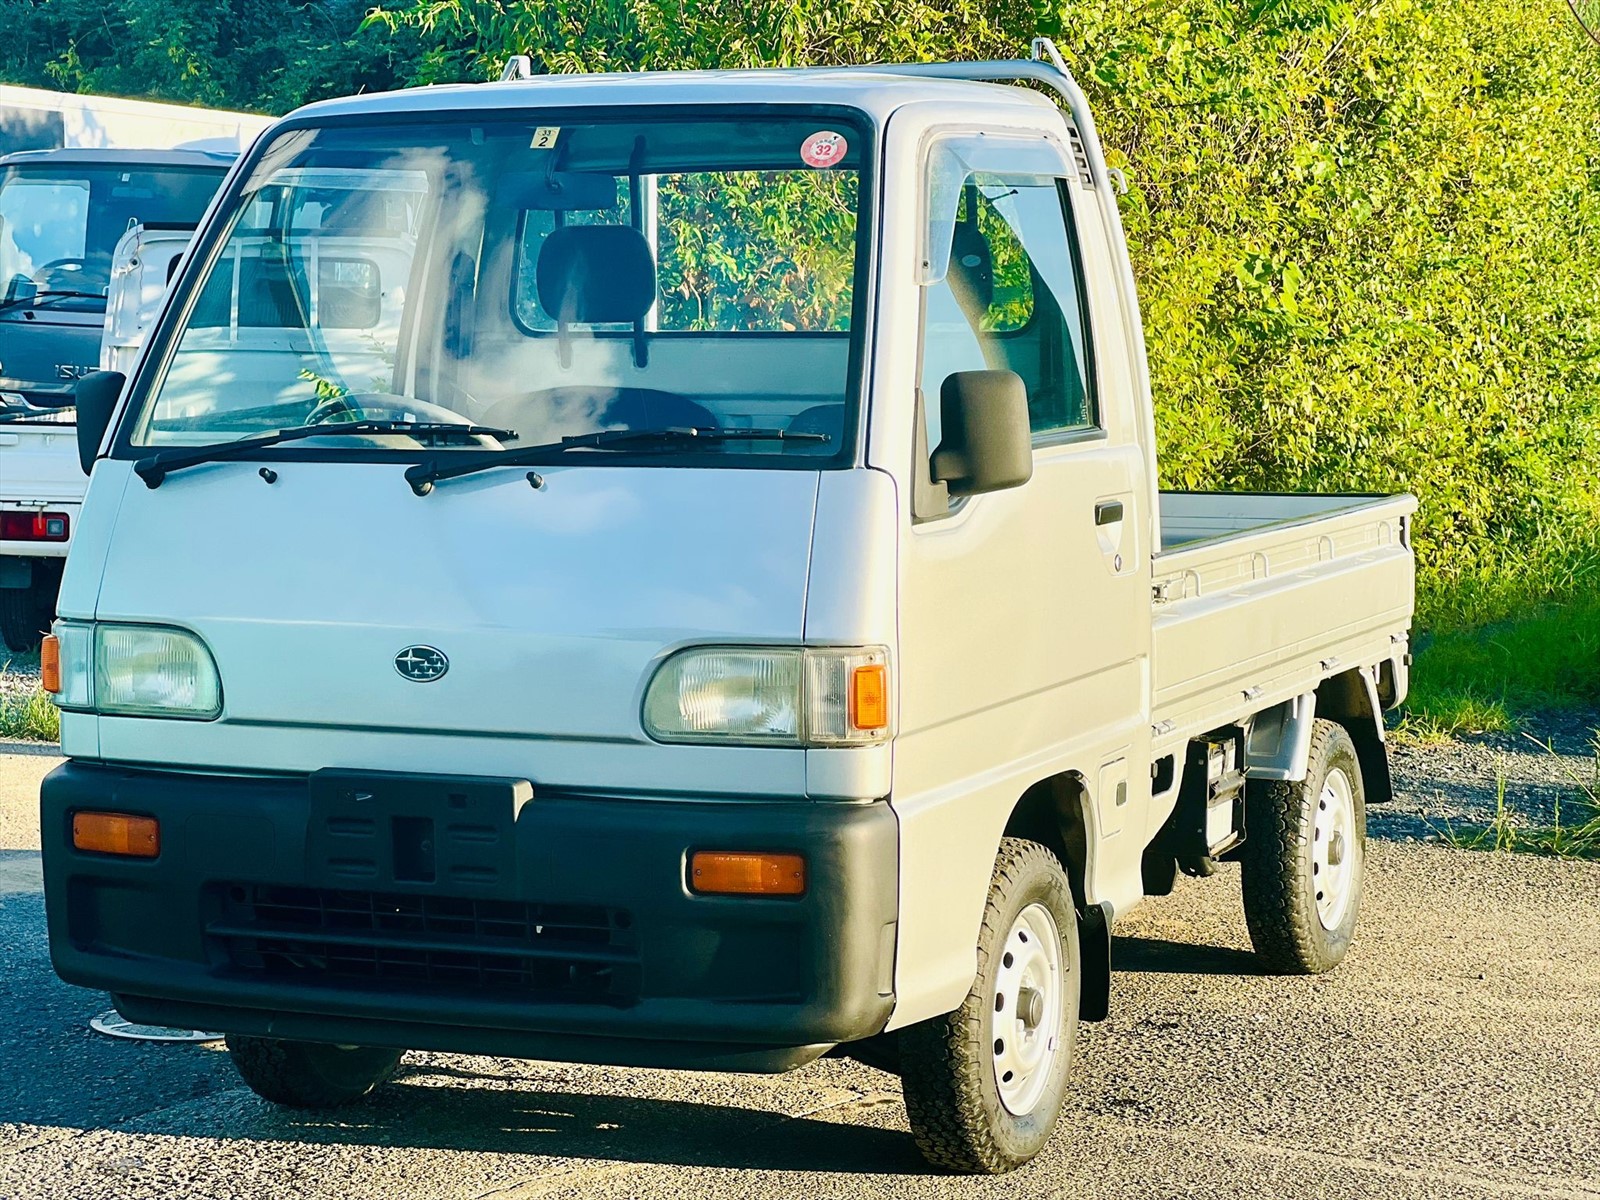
(690, 851), (806, 896)
(40, 634), (61, 694)
(850, 663), (889, 731)
(73, 812), (160, 858)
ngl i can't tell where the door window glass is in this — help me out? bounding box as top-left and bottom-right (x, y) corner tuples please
(918, 148), (1096, 451)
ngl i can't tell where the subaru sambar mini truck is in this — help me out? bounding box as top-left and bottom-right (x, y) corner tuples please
(40, 42), (1415, 1174)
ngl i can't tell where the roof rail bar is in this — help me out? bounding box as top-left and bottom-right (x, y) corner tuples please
(499, 55), (534, 82)
(861, 39), (1094, 178)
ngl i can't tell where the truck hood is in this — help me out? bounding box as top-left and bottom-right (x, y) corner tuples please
(84, 458), (820, 758)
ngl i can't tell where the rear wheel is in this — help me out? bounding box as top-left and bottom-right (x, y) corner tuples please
(226, 1035), (403, 1108)
(1241, 719), (1366, 974)
(0, 586), (51, 653)
(898, 837), (1079, 1174)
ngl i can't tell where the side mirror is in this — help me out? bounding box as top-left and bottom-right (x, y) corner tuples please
(930, 370), (1033, 498)
(74, 370), (125, 475)
(4, 274), (37, 306)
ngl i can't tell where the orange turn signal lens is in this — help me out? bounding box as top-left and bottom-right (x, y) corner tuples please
(850, 663), (889, 731)
(690, 851), (806, 896)
(72, 811), (160, 858)
(40, 634), (61, 694)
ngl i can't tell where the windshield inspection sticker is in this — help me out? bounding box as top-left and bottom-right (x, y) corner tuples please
(800, 130), (848, 168)
(530, 126), (561, 149)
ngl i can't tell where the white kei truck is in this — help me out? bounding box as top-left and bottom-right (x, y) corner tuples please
(39, 43), (1415, 1174)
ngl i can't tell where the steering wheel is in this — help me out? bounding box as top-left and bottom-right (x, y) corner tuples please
(32, 258), (89, 291)
(304, 391), (488, 428)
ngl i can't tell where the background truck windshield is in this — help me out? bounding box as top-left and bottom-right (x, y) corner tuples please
(131, 113), (869, 462)
(0, 164), (224, 308)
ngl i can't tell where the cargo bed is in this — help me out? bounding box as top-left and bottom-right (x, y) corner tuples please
(1150, 492), (1417, 758)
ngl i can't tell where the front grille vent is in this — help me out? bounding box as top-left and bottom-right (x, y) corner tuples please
(206, 884), (639, 1005)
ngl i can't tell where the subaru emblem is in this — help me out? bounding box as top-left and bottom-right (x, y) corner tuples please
(394, 645), (449, 682)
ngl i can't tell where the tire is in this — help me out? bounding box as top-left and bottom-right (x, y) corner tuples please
(0, 587), (49, 653)
(226, 1035), (403, 1108)
(1241, 718), (1367, 974)
(898, 837), (1080, 1174)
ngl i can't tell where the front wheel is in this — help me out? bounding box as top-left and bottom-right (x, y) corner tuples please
(226, 1035), (403, 1108)
(1241, 718), (1367, 974)
(898, 837), (1080, 1174)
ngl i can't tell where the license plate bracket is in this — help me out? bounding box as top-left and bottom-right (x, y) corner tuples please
(306, 770), (532, 894)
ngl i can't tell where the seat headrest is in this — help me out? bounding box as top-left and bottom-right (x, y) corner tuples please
(536, 224), (656, 325)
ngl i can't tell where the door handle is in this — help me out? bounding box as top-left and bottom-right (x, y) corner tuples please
(1094, 499), (1124, 526)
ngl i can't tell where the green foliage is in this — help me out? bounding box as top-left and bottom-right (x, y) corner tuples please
(657, 170), (859, 332)
(1397, 590), (1600, 737)
(0, 0), (424, 113)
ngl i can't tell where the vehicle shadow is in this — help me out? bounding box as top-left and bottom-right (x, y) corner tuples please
(178, 1070), (931, 1174)
(1114, 935), (1264, 976)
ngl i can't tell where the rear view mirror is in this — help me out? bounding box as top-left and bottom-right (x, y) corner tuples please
(930, 370), (1033, 498)
(496, 170), (619, 212)
(74, 370), (125, 475)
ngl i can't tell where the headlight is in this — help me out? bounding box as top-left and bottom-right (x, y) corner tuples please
(644, 646), (890, 747)
(48, 621), (222, 719)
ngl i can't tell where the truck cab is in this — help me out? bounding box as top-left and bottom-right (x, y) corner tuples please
(0, 148), (235, 649)
(40, 45), (1414, 1174)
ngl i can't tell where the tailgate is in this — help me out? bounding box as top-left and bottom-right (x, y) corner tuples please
(0, 418), (85, 507)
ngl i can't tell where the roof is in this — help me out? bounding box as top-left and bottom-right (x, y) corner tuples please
(287, 68), (1060, 125)
(0, 147), (237, 170)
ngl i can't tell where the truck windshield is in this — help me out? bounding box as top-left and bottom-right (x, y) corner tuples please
(0, 164), (226, 307)
(128, 113), (870, 465)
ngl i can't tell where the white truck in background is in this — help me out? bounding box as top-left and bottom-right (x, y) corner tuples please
(43, 45), (1415, 1174)
(0, 92), (268, 650)
(0, 84), (267, 157)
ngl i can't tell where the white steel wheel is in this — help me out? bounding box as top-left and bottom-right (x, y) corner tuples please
(1312, 766), (1358, 931)
(1242, 718), (1367, 975)
(898, 837), (1080, 1175)
(990, 902), (1065, 1116)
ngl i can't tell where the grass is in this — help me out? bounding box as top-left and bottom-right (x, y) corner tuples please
(1396, 589), (1600, 742)
(0, 649), (57, 742)
(1436, 736), (1600, 860)
(0, 686), (58, 742)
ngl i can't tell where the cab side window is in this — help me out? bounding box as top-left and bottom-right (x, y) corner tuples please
(918, 169), (1096, 452)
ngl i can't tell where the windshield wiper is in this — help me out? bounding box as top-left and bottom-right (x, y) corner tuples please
(404, 426), (832, 495)
(0, 290), (105, 314)
(135, 420), (515, 488)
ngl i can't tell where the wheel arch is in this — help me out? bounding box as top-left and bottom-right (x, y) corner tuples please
(1002, 772), (1111, 1021)
(1314, 667), (1393, 806)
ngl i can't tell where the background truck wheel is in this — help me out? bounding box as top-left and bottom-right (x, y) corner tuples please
(226, 1035), (403, 1107)
(1241, 718), (1366, 974)
(0, 587), (52, 653)
(898, 837), (1080, 1174)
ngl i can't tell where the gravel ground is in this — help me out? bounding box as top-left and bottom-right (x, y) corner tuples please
(0, 651), (41, 704)
(1379, 709), (1600, 841)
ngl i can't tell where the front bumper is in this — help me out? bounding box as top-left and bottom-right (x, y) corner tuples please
(42, 762), (899, 1073)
